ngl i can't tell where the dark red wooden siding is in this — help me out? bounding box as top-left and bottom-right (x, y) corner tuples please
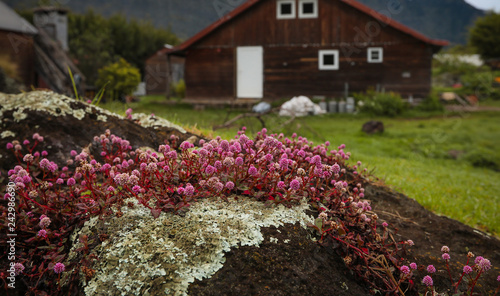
(184, 0), (438, 101)
(0, 29), (36, 90)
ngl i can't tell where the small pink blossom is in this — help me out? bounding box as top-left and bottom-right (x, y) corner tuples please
(53, 263), (65, 274)
(427, 265), (436, 273)
(37, 229), (48, 238)
(279, 158), (289, 170)
(410, 262), (417, 270)
(67, 178), (76, 186)
(441, 246), (450, 253)
(132, 185), (141, 194)
(248, 166), (258, 176)
(180, 141), (193, 150)
(422, 275), (433, 287)
(39, 217), (51, 229)
(478, 258), (491, 272)
(184, 184), (195, 196)
(463, 265), (473, 274)
(400, 265), (410, 275)
(205, 165), (216, 175)
(23, 154), (34, 162)
(442, 253), (450, 261)
(289, 179), (300, 191)
(225, 181), (234, 190)
(13, 263), (25, 275)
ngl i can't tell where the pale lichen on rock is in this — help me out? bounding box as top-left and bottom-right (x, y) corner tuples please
(0, 91), (185, 132)
(1, 130), (16, 138)
(131, 113), (186, 133)
(71, 196), (314, 296)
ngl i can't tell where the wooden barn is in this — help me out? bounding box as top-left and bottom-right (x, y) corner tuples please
(0, 3), (85, 95)
(0, 1), (38, 90)
(168, 0), (448, 104)
(144, 45), (185, 96)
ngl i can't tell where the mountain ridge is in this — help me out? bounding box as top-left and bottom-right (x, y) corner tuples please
(4, 0), (485, 45)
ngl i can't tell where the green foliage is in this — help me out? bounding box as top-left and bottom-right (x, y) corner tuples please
(96, 58), (141, 101)
(461, 68), (500, 100)
(432, 54), (478, 85)
(442, 44), (477, 55)
(462, 148), (500, 171)
(171, 79), (186, 98)
(417, 94), (444, 112)
(67, 10), (180, 85)
(354, 90), (408, 117)
(469, 12), (500, 60)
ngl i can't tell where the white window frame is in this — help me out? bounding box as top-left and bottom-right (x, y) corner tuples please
(318, 50), (339, 70)
(299, 0), (318, 18)
(368, 47), (383, 63)
(277, 0), (296, 19)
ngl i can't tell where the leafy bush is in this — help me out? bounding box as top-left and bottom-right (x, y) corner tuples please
(96, 58), (141, 101)
(0, 54), (23, 93)
(171, 79), (186, 98)
(461, 68), (500, 100)
(462, 148), (500, 171)
(417, 94), (444, 112)
(355, 90), (408, 117)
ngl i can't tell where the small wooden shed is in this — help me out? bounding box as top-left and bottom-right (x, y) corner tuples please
(0, 1), (38, 90)
(145, 45), (185, 96)
(169, 0), (448, 104)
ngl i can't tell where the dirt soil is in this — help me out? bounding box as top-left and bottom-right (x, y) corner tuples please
(1, 97), (499, 295)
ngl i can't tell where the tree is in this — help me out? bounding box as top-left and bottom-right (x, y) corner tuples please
(469, 12), (500, 60)
(96, 58), (141, 101)
(67, 10), (180, 85)
(68, 11), (114, 85)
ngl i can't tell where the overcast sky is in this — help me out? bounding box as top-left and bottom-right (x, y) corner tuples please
(464, 0), (500, 11)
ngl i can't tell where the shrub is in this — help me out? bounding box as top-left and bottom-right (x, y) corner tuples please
(461, 68), (500, 100)
(96, 58), (141, 101)
(462, 148), (500, 171)
(417, 93), (444, 112)
(355, 90), (408, 117)
(171, 79), (186, 98)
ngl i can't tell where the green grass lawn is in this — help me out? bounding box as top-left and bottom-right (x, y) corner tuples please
(99, 96), (500, 236)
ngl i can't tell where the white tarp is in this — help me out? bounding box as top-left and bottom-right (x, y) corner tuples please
(279, 96), (326, 117)
(252, 101), (271, 113)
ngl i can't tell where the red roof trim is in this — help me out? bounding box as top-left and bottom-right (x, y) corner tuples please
(171, 0), (448, 53)
(172, 0), (261, 52)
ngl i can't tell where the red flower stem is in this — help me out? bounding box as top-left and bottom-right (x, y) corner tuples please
(470, 270), (483, 295)
(493, 284), (499, 296)
(445, 261), (454, 285)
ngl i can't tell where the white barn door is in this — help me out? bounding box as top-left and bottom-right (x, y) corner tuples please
(237, 46), (263, 99)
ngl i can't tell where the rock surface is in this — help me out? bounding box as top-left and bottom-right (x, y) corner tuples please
(1, 91), (499, 296)
(362, 120), (384, 134)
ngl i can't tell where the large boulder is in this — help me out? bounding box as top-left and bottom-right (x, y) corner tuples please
(1, 91), (499, 296)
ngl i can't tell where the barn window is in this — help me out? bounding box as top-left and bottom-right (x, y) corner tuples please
(277, 0), (296, 19)
(368, 47), (383, 63)
(318, 50), (339, 70)
(299, 0), (318, 18)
